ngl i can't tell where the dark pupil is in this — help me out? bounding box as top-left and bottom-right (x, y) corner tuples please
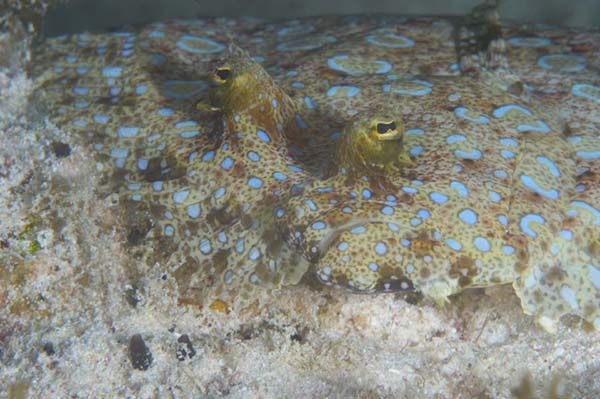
(216, 68), (231, 81)
(376, 121), (396, 134)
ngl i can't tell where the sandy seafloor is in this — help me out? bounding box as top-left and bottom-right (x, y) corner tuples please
(0, 23), (599, 399)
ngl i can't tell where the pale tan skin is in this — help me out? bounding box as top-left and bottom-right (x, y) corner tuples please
(34, 11), (600, 331)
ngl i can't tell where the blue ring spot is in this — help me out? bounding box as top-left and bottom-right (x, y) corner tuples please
(450, 181), (469, 197)
(173, 190), (189, 204)
(249, 247), (260, 261)
(202, 150), (215, 162)
(500, 138), (519, 147)
(247, 151), (260, 162)
(326, 85), (361, 97)
(137, 159), (148, 170)
(576, 151), (600, 159)
(362, 189), (372, 199)
(447, 134), (466, 144)
(350, 226), (366, 234)
(160, 80), (207, 99)
(381, 206), (394, 215)
(174, 120), (197, 128)
(221, 157), (234, 170)
(157, 108), (175, 117)
(73, 86), (89, 95)
(589, 265), (600, 290)
(445, 238), (462, 251)
(569, 201), (600, 225)
(375, 242), (387, 255)
(536, 156), (560, 177)
(305, 199), (318, 211)
(454, 149), (482, 160)
(517, 120), (550, 133)
(410, 146), (423, 156)
(248, 177), (263, 189)
(417, 209), (430, 219)
(509, 37), (551, 47)
(559, 230), (573, 240)
(186, 203), (201, 218)
(311, 221), (326, 230)
(410, 218), (421, 226)
(538, 54), (586, 72)
(316, 186), (334, 193)
(180, 130), (199, 138)
(257, 129), (271, 143)
(214, 187), (225, 199)
(93, 114), (109, 124)
(387, 79), (432, 96)
(520, 175), (559, 199)
(454, 107), (489, 124)
(109, 147), (128, 158)
(338, 242), (349, 251)
(502, 245), (515, 255)
(199, 239), (212, 254)
(501, 150), (515, 158)
(458, 209), (478, 225)
(493, 104), (532, 118)
(304, 96), (317, 109)
(520, 214), (545, 237)
(571, 83), (600, 104)
(273, 172), (287, 181)
(365, 33), (415, 48)
(429, 192), (448, 204)
(368, 262), (379, 272)
(102, 66), (122, 77)
(327, 54), (392, 75)
(235, 239), (244, 253)
(473, 236), (490, 252)
(495, 170), (508, 179)
(71, 119), (87, 127)
(295, 114), (308, 129)
(488, 191), (501, 202)
(176, 35), (225, 54)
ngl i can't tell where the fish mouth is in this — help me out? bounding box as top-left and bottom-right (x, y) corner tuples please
(307, 216), (417, 293)
(314, 217), (391, 255)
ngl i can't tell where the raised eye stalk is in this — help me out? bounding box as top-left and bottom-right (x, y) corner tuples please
(373, 120), (402, 141)
(338, 116), (413, 175)
(214, 66), (231, 84)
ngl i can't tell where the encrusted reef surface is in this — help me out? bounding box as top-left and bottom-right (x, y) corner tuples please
(1, 5), (600, 398)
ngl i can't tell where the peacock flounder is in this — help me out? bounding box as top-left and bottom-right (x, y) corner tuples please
(33, 3), (600, 332)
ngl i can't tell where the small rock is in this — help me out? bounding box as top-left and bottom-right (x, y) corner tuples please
(124, 286), (139, 308)
(129, 334), (152, 371)
(50, 141), (71, 158)
(42, 342), (55, 356)
(175, 334), (196, 361)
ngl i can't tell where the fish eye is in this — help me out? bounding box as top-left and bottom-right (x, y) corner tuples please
(214, 67), (231, 83)
(375, 121), (396, 134)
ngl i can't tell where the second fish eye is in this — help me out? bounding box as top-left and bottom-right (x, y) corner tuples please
(215, 67), (231, 82)
(376, 121), (396, 134)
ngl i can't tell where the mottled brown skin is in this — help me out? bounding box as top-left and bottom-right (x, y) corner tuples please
(33, 10), (600, 332)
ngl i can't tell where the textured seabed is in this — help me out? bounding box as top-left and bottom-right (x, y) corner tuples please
(1, 17), (600, 399)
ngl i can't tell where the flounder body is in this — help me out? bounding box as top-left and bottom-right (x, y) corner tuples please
(33, 5), (600, 332)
